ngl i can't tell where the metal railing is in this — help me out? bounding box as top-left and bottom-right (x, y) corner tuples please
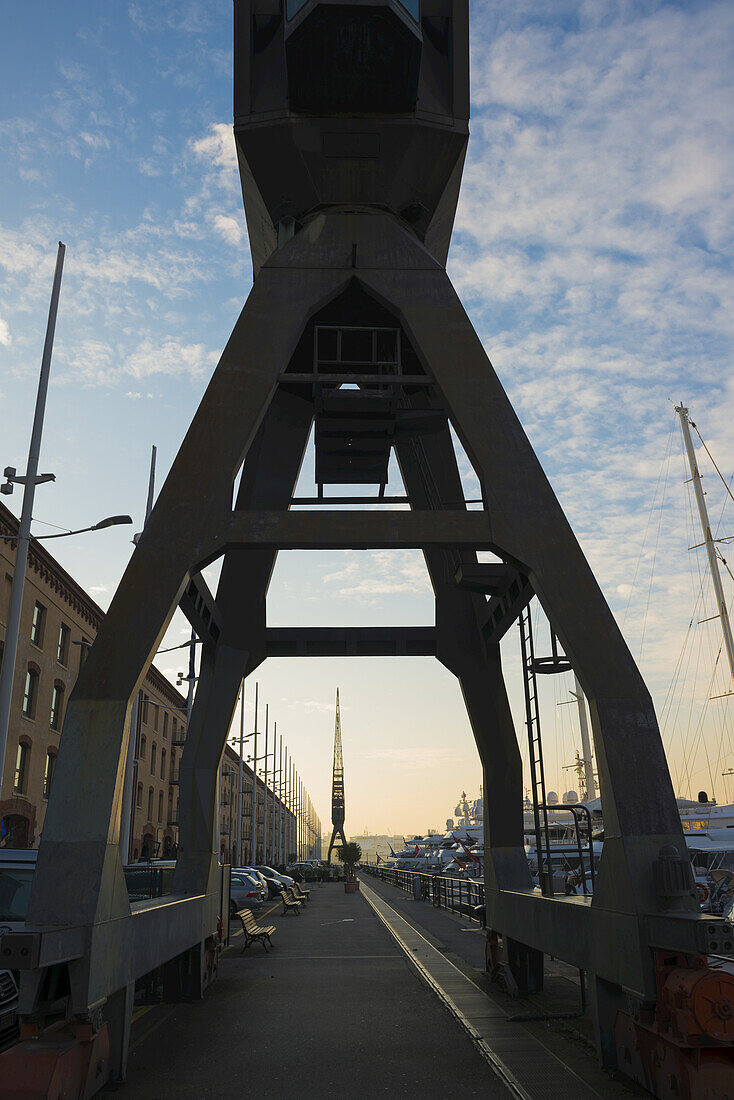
(361, 864), (485, 925)
(123, 863), (175, 902)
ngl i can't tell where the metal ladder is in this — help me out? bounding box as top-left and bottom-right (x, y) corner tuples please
(519, 603), (554, 896)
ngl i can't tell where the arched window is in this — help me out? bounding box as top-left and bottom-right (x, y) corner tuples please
(22, 666), (39, 719)
(170, 750), (176, 782)
(167, 790), (173, 824)
(157, 791), (163, 823)
(140, 735), (146, 760)
(50, 681), (64, 730)
(136, 782), (143, 807)
(14, 739), (30, 793)
(151, 743), (157, 776)
(160, 748), (166, 781)
(163, 712), (169, 739)
(147, 787), (153, 821)
(43, 749), (57, 799)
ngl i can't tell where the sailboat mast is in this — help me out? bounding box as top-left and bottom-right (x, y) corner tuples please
(572, 673), (596, 800)
(676, 404), (734, 685)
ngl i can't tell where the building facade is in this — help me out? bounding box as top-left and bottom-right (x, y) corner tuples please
(0, 501), (187, 857)
(218, 743), (297, 868)
(0, 501), (305, 865)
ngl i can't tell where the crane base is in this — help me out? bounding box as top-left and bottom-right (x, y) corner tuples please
(0, 1021), (111, 1100)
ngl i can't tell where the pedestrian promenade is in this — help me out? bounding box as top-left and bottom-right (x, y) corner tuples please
(109, 884), (511, 1099)
(362, 874), (647, 1100)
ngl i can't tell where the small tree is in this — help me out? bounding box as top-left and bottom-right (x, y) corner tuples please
(336, 842), (362, 882)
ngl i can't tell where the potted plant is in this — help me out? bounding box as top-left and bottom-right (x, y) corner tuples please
(337, 842), (362, 893)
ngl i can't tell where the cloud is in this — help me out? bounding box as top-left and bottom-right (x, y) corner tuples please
(212, 213), (244, 246)
(123, 338), (219, 381)
(0, 318), (10, 346)
(321, 551), (432, 603)
(190, 123), (239, 193)
(283, 699), (343, 714)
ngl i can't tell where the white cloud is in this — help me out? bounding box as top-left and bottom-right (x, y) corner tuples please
(321, 551), (432, 603)
(0, 318), (10, 346)
(212, 213), (243, 246)
(123, 338), (219, 381)
(190, 122), (239, 192)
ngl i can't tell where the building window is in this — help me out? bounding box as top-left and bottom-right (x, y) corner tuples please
(151, 743), (157, 775)
(170, 750), (176, 782)
(136, 783), (143, 807)
(161, 748), (166, 781)
(142, 694), (149, 725)
(57, 623), (70, 666)
(147, 788), (153, 821)
(168, 790), (173, 824)
(50, 682), (64, 730)
(172, 717), (178, 740)
(43, 750), (57, 799)
(30, 601), (46, 648)
(140, 735), (146, 760)
(157, 791), (163, 823)
(22, 667), (39, 718)
(14, 741), (29, 793)
(163, 711), (169, 739)
(153, 705), (159, 731)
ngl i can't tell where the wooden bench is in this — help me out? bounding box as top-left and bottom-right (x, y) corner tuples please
(280, 888), (302, 915)
(237, 908), (276, 952)
(292, 881), (310, 903)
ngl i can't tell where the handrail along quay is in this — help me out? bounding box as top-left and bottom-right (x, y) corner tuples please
(362, 864), (486, 923)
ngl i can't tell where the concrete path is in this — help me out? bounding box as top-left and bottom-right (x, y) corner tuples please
(111, 884), (512, 1099)
(362, 872), (648, 1099)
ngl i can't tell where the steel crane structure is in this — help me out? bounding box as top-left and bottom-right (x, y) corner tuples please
(326, 689), (347, 863)
(3, 1), (733, 1096)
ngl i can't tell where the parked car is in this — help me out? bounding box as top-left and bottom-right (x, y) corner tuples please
(0, 850), (37, 1053)
(229, 871), (267, 915)
(235, 867), (272, 898)
(254, 866), (295, 896)
(0, 849), (37, 940)
(288, 862), (322, 882)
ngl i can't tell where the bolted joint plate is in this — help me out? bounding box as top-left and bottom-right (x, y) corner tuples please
(645, 913), (734, 957)
(0, 927), (85, 970)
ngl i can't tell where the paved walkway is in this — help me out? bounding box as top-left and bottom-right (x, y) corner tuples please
(111, 884), (511, 1099)
(362, 873), (648, 1100)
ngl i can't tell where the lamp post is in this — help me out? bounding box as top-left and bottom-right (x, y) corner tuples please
(0, 246), (65, 785)
(0, 248), (135, 794)
(250, 683), (259, 863)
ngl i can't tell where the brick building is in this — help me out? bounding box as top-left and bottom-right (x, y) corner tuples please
(218, 743), (297, 867)
(0, 501), (185, 856)
(0, 501), (298, 864)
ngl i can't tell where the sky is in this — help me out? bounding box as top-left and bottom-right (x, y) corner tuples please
(1, 0), (733, 836)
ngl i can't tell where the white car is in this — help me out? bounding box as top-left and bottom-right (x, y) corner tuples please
(254, 866), (295, 895)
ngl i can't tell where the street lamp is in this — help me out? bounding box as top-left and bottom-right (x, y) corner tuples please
(30, 515), (133, 540)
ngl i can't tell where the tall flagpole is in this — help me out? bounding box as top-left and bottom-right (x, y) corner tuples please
(263, 704), (269, 864)
(250, 682), (258, 863)
(237, 680), (245, 865)
(271, 722), (277, 862)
